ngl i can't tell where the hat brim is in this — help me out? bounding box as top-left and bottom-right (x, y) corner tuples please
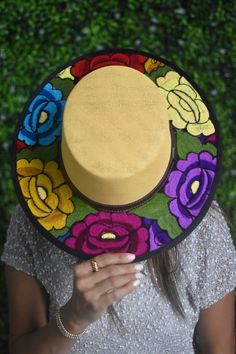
(13, 49), (221, 262)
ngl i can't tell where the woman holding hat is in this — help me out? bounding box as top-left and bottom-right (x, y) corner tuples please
(2, 50), (236, 353)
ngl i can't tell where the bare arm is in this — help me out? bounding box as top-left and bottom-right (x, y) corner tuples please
(5, 265), (83, 354)
(5, 253), (141, 354)
(197, 291), (235, 354)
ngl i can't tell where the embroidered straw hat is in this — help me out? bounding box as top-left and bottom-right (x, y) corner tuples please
(13, 49), (221, 261)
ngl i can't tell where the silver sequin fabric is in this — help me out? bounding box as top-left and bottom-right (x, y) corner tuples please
(1, 201), (236, 354)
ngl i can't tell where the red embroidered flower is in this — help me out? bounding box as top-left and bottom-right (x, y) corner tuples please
(71, 53), (148, 79)
(16, 140), (33, 153)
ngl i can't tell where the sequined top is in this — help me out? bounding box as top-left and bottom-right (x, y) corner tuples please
(1, 202), (236, 354)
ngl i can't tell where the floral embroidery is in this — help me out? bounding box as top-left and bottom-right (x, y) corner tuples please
(71, 52), (148, 79)
(18, 83), (65, 146)
(17, 158), (74, 230)
(16, 140), (33, 153)
(14, 51), (219, 259)
(164, 151), (216, 229)
(144, 58), (165, 74)
(199, 133), (216, 145)
(156, 71), (215, 136)
(65, 211), (149, 256)
(143, 218), (171, 251)
(57, 66), (74, 80)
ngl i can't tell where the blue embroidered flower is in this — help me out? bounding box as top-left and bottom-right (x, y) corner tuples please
(18, 83), (65, 146)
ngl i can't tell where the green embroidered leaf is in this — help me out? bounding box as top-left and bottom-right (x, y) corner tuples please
(133, 193), (181, 238)
(51, 197), (97, 237)
(51, 77), (74, 99)
(17, 142), (58, 162)
(176, 130), (217, 159)
(51, 226), (69, 238)
(66, 196), (97, 227)
(147, 66), (172, 83)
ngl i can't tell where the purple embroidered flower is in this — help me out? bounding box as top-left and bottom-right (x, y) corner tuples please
(144, 218), (171, 251)
(65, 212), (149, 256)
(164, 151), (216, 229)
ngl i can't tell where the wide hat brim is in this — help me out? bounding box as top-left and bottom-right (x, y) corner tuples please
(13, 49), (221, 262)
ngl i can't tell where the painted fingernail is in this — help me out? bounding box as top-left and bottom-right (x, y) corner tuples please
(134, 264), (143, 271)
(125, 253), (136, 261)
(133, 279), (140, 287)
(135, 272), (144, 279)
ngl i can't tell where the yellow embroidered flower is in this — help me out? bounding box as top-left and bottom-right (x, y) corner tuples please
(144, 58), (165, 74)
(17, 159), (74, 231)
(58, 66), (74, 80)
(156, 71), (215, 136)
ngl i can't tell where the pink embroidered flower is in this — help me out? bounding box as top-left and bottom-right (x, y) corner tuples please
(65, 211), (149, 256)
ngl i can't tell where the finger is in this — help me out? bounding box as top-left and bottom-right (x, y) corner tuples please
(96, 253), (136, 267)
(93, 272), (143, 298)
(74, 263), (144, 294)
(100, 278), (141, 309)
(74, 253), (136, 276)
(82, 262), (144, 288)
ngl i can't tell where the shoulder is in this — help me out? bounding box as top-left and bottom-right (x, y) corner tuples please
(2, 204), (77, 272)
(5, 204), (45, 251)
(178, 200), (235, 258)
(8, 203), (30, 227)
(176, 199), (236, 284)
(177, 201), (236, 309)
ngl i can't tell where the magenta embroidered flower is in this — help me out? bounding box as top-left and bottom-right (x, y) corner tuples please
(65, 211), (149, 256)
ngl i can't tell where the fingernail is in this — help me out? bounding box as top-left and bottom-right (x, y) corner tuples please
(125, 253), (136, 261)
(135, 272), (144, 279)
(134, 264), (143, 271)
(133, 279), (140, 287)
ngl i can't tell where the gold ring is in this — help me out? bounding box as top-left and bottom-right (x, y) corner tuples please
(90, 258), (99, 272)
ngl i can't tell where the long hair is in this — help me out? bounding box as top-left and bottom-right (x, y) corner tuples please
(147, 246), (185, 317)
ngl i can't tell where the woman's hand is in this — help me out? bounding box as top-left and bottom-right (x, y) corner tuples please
(5, 255), (143, 354)
(61, 253), (143, 333)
